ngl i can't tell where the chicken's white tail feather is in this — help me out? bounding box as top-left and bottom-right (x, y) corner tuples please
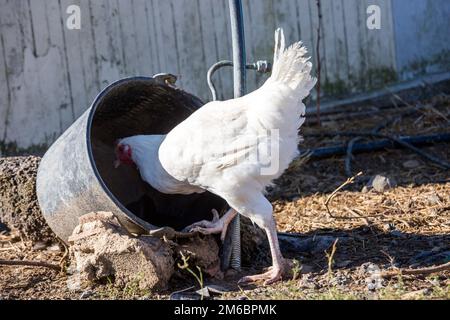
(273, 28), (286, 64)
(271, 28), (317, 99)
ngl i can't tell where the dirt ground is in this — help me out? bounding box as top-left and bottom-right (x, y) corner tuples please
(0, 93), (449, 300)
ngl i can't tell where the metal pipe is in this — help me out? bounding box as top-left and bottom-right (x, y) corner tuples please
(229, 0), (247, 98)
(227, 0), (246, 271)
(207, 61), (233, 101)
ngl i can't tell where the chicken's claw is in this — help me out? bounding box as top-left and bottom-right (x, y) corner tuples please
(181, 208), (237, 242)
(238, 266), (283, 286)
(189, 225), (223, 236)
(181, 209), (220, 233)
(238, 259), (290, 286)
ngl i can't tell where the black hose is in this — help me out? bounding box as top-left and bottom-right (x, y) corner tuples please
(303, 133), (450, 169)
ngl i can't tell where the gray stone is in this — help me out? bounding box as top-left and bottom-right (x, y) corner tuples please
(32, 241), (48, 251)
(366, 175), (396, 192)
(79, 290), (93, 299)
(427, 193), (441, 205)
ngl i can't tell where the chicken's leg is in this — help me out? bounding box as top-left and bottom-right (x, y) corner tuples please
(238, 216), (287, 285)
(183, 208), (237, 241)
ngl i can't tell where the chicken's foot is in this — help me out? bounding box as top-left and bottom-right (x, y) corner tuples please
(183, 208), (237, 241)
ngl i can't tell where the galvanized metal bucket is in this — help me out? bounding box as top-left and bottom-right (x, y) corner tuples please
(36, 76), (225, 243)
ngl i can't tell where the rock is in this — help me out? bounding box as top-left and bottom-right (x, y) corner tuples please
(426, 193), (441, 206)
(330, 274), (349, 286)
(32, 241), (48, 251)
(0, 156), (56, 243)
(79, 290), (93, 299)
(175, 235), (221, 278)
(366, 175), (396, 192)
(366, 277), (383, 291)
(46, 243), (62, 252)
(299, 274), (319, 289)
(195, 287), (211, 298)
(68, 212), (174, 292)
(403, 160), (420, 169)
(358, 262), (381, 276)
(359, 262), (383, 291)
(195, 285), (228, 298)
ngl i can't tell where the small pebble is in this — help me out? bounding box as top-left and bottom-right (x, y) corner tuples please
(32, 241), (47, 251)
(79, 290), (93, 299)
(299, 274), (319, 289)
(359, 262), (381, 275)
(427, 194), (441, 205)
(46, 244), (62, 252)
(367, 175), (396, 192)
(366, 277), (383, 291)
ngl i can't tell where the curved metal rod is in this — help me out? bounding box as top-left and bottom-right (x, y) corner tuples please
(207, 60), (272, 101)
(207, 61), (232, 101)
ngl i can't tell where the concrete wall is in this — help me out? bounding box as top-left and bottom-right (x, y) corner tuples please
(0, 0), (448, 153)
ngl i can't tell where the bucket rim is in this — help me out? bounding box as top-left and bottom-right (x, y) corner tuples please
(85, 76), (202, 234)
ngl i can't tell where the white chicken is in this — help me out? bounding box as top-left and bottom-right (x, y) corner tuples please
(114, 28), (316, 284)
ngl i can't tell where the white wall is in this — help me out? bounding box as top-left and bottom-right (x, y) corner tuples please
(0, 0), (446, 152)
(392, 0), (450, 79)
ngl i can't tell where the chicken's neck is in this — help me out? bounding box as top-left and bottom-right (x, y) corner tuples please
(125, 135), (204, 195)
